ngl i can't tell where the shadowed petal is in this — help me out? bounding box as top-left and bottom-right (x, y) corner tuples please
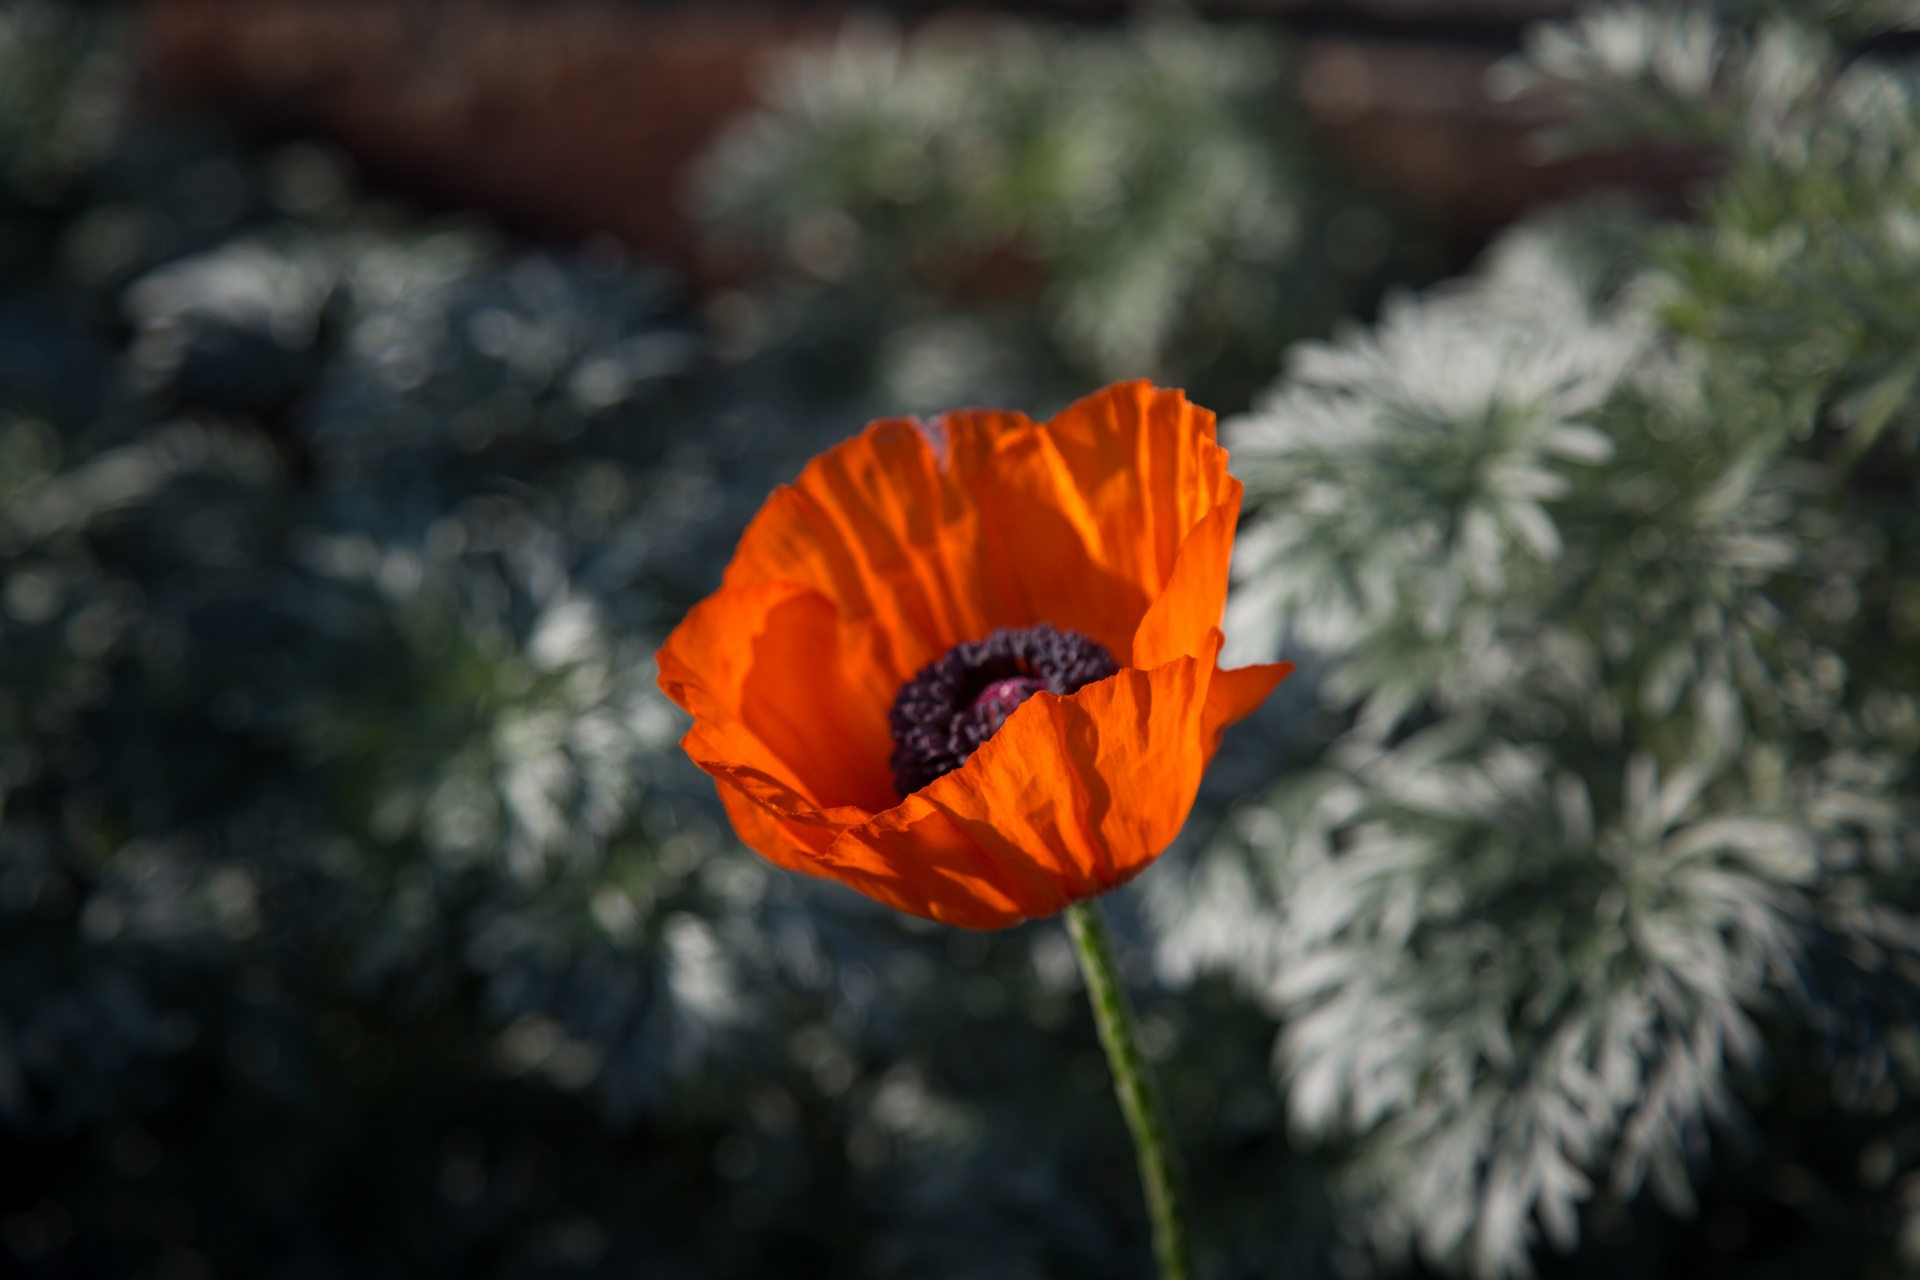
(659, 580), (898, 814)
(707, 767), (869, 878)
(1132, 497), (1241, 669)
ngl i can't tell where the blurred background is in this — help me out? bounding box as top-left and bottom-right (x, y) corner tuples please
(2, 0), (1918, 1277)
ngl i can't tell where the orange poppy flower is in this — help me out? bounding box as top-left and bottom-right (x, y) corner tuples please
(656, 381), (1292, 929)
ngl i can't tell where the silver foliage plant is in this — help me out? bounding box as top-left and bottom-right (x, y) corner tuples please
(691, 12), (1335, 395)
(1155, 4), (1920, 1275)
(0, 184), (761, 1125)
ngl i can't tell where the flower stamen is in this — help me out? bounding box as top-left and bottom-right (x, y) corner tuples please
(888, 624), (1119, 797)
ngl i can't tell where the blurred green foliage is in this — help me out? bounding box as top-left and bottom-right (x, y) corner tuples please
(0, 6), (1348, 1278)
(692, 12), (1429, 417)
(1159, 3), (1920, 1276)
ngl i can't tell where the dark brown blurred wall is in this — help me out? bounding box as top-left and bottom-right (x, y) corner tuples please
(1294, 37), (1705, 244)
(144, 0), (841, 276)
(142, 0), (1692, 283)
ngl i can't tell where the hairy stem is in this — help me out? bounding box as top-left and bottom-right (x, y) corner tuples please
(1065, 898), (1191, 1280)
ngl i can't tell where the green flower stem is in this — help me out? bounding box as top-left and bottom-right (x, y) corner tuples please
(1064, 898), (1191, 1280)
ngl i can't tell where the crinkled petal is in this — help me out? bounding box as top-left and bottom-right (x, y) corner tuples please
(942, 381), (1235, 663)
(1026, 380), (1235, 604)
(824, 633), (1275, 928)
(707, 767), (868, 878)
(719, 417), (995, 691)
(719, 382), (1236, 683)
(813, 791), (1036, 929)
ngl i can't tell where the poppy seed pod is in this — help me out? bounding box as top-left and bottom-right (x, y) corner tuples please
(656, 381), (1292, 928)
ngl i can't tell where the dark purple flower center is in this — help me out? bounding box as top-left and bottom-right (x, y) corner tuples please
(888, 623), (1119, 797)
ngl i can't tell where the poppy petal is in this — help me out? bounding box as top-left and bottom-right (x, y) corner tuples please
(942, 382), (1237, 663)
(659, 580), (898, 814)
(660, 382), (1291, 927)
(814, 792), (1036, 929)
(706, 767), (871, 875)
(719, 384), (1238, 684)
(1202, 655), (1295, 756)
(1131, 495), (1242, 670)
(718, 418), (996, 689)
(1037, 381), (1236, 599)
(941, 416), (1154, 661)
(825, 638), (1228, 928)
